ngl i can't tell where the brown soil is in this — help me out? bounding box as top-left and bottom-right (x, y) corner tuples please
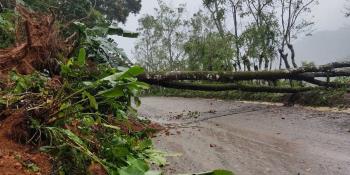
(0, 5), (66, 79)
(0, 110), (52, 175)
(116, 118), (164, 136)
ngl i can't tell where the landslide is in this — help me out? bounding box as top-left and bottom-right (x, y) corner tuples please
(0, 5), (67, 175)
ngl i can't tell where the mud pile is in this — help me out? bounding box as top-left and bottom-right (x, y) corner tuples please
(0, 5), (66, 78)
(0, 6), (64, 174)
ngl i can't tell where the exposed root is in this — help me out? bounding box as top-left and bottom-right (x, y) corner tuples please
(0, 5), (67, 79)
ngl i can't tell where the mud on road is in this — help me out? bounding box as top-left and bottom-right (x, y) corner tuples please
(138, 97), (350, 175)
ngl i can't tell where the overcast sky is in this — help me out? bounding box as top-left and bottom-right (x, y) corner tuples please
(112, 0), (350, 63)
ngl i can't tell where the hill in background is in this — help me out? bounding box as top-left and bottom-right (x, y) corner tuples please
(295, 27), (350, 65)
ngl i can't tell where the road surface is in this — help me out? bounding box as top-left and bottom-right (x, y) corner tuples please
(138, 97), (350, 175)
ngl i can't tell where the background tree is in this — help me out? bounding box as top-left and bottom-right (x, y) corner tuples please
(134, 15), (161, 71)
(203, 0), (227, 38)
(21, 0), (142, 25)
(184, 11), (234, 71)
(228, 0), (244, 70)
(240, 22), (278, 71)
(277, 0), (318, 69)
(94, 0), (142, 23)
(134, 0), (187, 71)
(239, 0), (276, 71)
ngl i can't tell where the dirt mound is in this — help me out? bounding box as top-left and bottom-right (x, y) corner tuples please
(0, 5), (65, 79)
(0, 110), (52, 175)
(117, 118), (164, 136)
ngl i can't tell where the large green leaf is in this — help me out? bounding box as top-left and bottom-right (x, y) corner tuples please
(98, 87), (124, 98)
(101, 66), (145, 83)
(119, 159), (157, 175)
(125, 66), (145, 77)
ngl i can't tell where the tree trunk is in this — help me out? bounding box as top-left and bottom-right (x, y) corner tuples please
(287, 43), (297, 68)
(231, 3), (241, 70)
(138, 61), (350, 90)
(145, 81), (318, 93)
(279, 48), (291, 69)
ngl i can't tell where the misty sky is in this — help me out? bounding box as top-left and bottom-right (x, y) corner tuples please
(112, 0), (350, 64)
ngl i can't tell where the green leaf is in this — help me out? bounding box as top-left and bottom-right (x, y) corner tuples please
(82, 116), (95, 127)
(98, 87), (124, 98)
(101, 72), (124, 82)
(130, 82), (150, 89)
(61, 129), (86, 146)
(124, 66), (145, 77)
(101, 66), (145, 83)
(112, 146), (130, 157)
(82, 91), (98, 110)
(77, 48), (86, 65)
(119, 159), (149, 175)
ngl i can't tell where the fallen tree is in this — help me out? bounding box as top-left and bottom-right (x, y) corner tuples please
(138, 62), (350, 93)
(143, 80), (318, 93)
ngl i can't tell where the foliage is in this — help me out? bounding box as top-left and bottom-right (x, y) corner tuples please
(2, 49), (165, 175)
(134, 0), (319, 72)
(240, 21), (278, 70)
(94, 0), (142, 24)
(73, 22), (136, 67)
(184, 11), (235, 71)
(21, 0), (141, 24)
(185, 32), (234, 71)
(134, 0), (187, 71)
(0, 9), (16, 48)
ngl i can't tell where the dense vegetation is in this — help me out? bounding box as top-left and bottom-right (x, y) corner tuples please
(134, 0), (318, 72)
(0, 0), (233, 174)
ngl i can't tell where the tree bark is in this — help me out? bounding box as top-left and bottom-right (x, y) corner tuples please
(138, 61), (350, 90)
(278, 48), (291, 69)
(146, 81), (318, 93)
(230, 1), (241, 70)
(287, 43), (297, 68)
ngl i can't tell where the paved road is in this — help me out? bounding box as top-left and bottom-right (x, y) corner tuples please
(138, 97), (350, 175)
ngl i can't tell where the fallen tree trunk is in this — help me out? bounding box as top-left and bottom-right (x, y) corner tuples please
(138, 71), (346, 87)
(143, 80), (319, 93)
(293, 61), (350, 73)
(138, 71), (302, 82)
(138, 62), (350, 93)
